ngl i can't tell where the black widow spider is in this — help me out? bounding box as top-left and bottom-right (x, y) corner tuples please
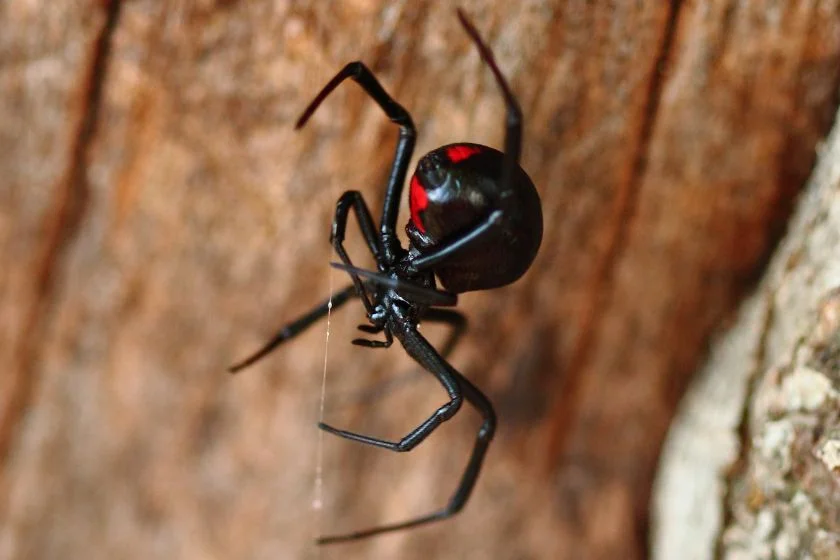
(229, 9), (542, 544)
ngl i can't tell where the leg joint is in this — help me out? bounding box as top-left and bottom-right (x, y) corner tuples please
(478, 417), (496, 442)
(438, 395), (463, 422)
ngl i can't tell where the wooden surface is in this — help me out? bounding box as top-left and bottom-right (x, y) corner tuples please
(2, 1), (840, 559)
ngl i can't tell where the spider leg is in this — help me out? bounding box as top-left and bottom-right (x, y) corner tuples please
(329, 310), (468, 409)
(333, 191), (382, 262)
(456, 9), (521, 194)
(317, 324), (495, 544)
(407, 11), (524, 273)
(317, 325), (462, 453)
(228, 284), (357, 373)
(409, 210), (503, 272)
(351, 309), (464, 354)
(330, 262), (457, 307)
(296, 62), (416, 261)
(331, 191), (383, 314)
(423, 308), (467, 358)
(352, 327), (393, 349)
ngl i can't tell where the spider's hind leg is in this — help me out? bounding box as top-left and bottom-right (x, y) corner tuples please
(317, 324), (495, 544)
(423, 308), (467, 358)
(317, 321), (464, 456)
(456, 8), (521, 194)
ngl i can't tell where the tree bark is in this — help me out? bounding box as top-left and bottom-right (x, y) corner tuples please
(653, 105), (840, 559)
(2, 2), (840, 559)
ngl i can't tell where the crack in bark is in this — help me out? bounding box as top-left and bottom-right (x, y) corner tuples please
(713, 289), (776, 559)
(0, 0), (122, 467)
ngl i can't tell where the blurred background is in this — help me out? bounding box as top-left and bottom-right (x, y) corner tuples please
(2, 1), (840, 558)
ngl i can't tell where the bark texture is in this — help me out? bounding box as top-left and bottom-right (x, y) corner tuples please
(2, 1), (840, 559)
(652, 107), (840, 559)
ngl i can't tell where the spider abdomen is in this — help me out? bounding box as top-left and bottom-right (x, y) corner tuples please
(406, 143), (542, 293)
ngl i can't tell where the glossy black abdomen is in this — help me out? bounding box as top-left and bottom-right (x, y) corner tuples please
(406, 145), (542, 293)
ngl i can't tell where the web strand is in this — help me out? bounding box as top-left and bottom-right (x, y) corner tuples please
(312, 264), (334, 543)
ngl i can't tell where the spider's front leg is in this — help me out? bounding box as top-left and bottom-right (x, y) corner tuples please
(330, 190), (384, 315)
(296, 61), (417, 264)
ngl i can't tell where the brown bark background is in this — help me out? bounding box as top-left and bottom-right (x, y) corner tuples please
(2, 1), (840, 559)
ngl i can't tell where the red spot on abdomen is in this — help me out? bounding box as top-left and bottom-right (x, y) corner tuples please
(409, 175), (428, 233)
(445, 145), (482, 163)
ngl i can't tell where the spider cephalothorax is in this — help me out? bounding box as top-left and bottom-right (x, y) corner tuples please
(229, 9), (542, 545)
